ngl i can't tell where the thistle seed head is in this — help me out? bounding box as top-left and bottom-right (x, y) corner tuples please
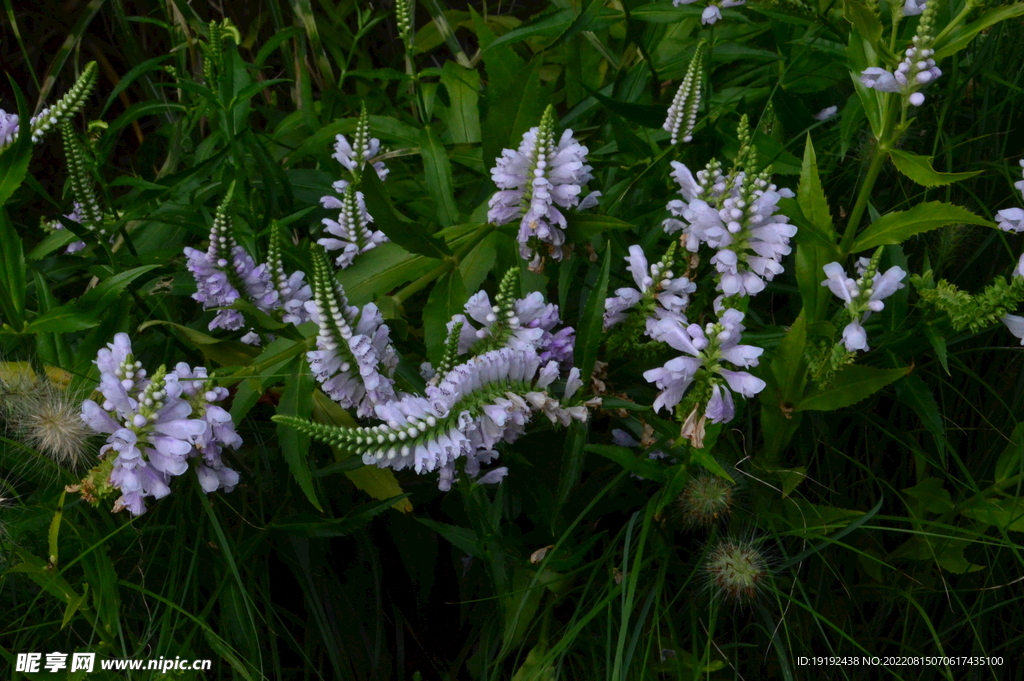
(678, 473), (735, 529)
(703, 537), (769, 604)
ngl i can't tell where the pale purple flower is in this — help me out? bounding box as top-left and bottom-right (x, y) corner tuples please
(304, 259), (398, 418)
(998, 207), (1024, 233)
(644, 311), (764, 423)
(814, 106), (838, 121)
(175, 362), (242, 493)
(903, 0), (926, 16)
(333, 132), (388, 183)
(449, 290), (574, 364)
(185, 193), (283, 333)
(343, 348), (591, 491)
(821, 260), (906, 352)
(80, 336), (217, 516)
(604, 245), (696, 329)
(318, 181), (388, 268)
(488, 108), (600, 270)
(701, 5), (722, 23)
(46, 202), (88, 253)
(0, 110), (18, 149)
(859, 67), (901, 93)
(1002, 314), (1024, 345)
(676, 173), (796, 297)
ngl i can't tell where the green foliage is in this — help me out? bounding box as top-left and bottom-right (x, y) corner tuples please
(912, 271), (1024, 332)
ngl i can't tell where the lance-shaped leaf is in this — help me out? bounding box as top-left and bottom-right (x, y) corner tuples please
(359, 169), (452, 258)
(796, 365), (910, 412)
(889, 150), (982, 187)
(851, 202), (994, 252)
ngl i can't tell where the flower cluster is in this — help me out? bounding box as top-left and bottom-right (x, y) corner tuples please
(447, 268), (575, 367)
(76, 334), (241, 515)
(664, 120), (797, 300)
(0, 62), (98, 154)
(304, 248), (398, 417)
(184, 188), (277, 332)
(487, 105), (600, 272)
(318, 182), (388, 268)
(644, 309), (766, 445)
(185, 187), (312, 338)
(672, 0), (745, 25)
(604, 243), (696, 332)
(318, 105), (390, 269)
(267, 223), (312, 326)
(275, 348), (592, 490)
(859, 1), (941, 107)
(663, 40), (706, 144)
(820, 252), (907, 352)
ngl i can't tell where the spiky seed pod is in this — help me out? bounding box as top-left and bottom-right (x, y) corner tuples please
(61, 123), (104, 233)
(0, 369), (91, 468)
(678, 473), (735, 528)
(663, 40), (706, 144)
(704, 538), (769, 603)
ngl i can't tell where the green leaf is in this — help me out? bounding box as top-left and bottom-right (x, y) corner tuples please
(482, 58), (545, 180)
(423, 267), (467, 364)
(583, 85), (666, 128)
(895, 374), (947, 460)
(563, 213), (635, 242)
(994, 422), (1024, 484)
(630, 1), (703, 22)
(586, 444), (667, 482)
(276, 355), (322, 511)
(458, 230), (498, 293)
(270, 497), (407, 538)
(797, 134), (835, 236)
(439, 62), (481, 144)
(26, 265), (161, 335)
(359, 169), (452, 258)
(485, 9), (574, 51)
(843, 0), (882, 50)
(545, 0), (603, 52)
(934, 3), (1024, 60)
(851, 202), (995, 252)
(345, 466), (413, 512)
(416, 518), (483, 556)
(903, 477), (954, 515)
(470, 6), (524, 96)
(889, 149), (982, 187)
(796, 365), (910, 411)
(336, 242), (438, 305)
(419, 127), (460, 227)
(901, 535), (985, 574)
(0, 76), (32, 209)
(576, 242), (611, 387)
(960, 497), (1024, 532)
(794, 136), (838, 322)
(138, 321), (261, 367)
(0, 208), (26, 331)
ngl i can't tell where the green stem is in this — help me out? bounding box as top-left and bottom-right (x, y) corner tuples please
(393, 259), (454, 306)
(391, 223), (496, 306)
(839, 97), (900, 255)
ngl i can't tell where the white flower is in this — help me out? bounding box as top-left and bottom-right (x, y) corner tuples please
(814, 106), (838, 121)
(701, 5), (722, 23)
(1002, 314), (1024, 345)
